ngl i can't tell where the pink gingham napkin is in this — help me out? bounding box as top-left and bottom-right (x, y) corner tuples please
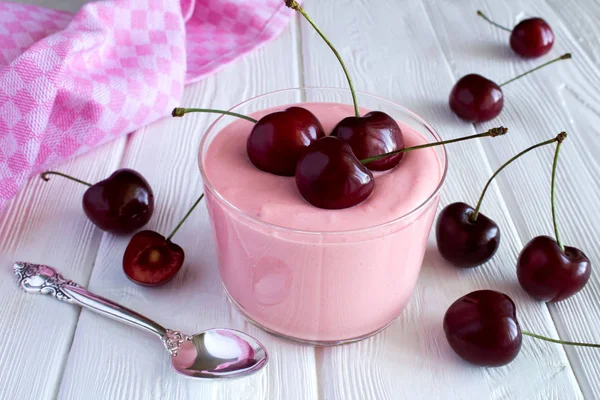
(0, 0), (292, 211)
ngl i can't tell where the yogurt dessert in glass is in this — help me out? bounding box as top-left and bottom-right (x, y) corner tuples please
(199, 88), (447, 345)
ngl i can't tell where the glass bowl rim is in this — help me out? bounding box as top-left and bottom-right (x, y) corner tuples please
(198, 86), (448, 236)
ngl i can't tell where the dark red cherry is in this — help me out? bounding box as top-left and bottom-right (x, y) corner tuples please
(330, 111), (404, 171)
(477, 11), (554, 59)
(444, 290), (522, 367)
(436, 202), (500, 268)
(295, 136), (374, 209)
(122, 194), (203, 286)
(41, 169), (154, 234)
(517, 236), (591, 303)
(123, 230), (184, 286)
(247, 107), (325, 176)
(510, 18), (554, 58)
(449, 74), (503, 123)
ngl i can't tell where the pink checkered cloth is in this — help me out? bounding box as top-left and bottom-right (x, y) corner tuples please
(0, 0), (292, 211)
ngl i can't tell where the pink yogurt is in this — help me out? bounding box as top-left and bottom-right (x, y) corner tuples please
(200, 102), (444, 344)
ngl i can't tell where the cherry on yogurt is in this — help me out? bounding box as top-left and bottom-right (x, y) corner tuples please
(297, 128), (507, 209)
(173, 107), (325, 177)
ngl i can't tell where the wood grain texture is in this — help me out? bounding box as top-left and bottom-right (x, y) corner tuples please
(0, 138), (126, 400)
(56, 19), (320, 400)
(300, 0), (582, 398)
(423, 1), (600, 398)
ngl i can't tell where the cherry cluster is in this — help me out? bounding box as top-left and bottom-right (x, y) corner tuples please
(450, 11), (569, 123)
(438, 12), (594, 366)
(41, 169), (200, 286)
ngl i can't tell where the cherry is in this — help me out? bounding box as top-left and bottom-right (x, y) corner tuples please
(123, 194), (204, 286)
(517, 134), (591, 302)
(297, 128), (507, 209)
(123, 230), (184, 286)
(449, 74), (503, 123)
(445, 290), (600, 367)
(286, 0), (403, 172)
(41, 169), (153, 234)
(477, 11), (554, 58)
(518, 236), (591, 302)
(444, 290), (522, 367)
(173, 106), (324, 177)
(449, 53), (571, 122)
(295, 136), (374, 210)
(436, 202), (500, 268)
(246, 107), (325, 176)
(436, 133), (562, 268)
(331, 112), (404, 171)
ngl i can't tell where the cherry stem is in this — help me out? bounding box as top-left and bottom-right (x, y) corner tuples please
(166, 193), (205, 241)
(500, 53), (572, 87)
(286, 0), (360, 118)
(476, 10), (512, 32)
(172, 108), (258, 123)
(523, 331), (600, 349)
(360, 127), (507, 165)
(551, 134), (566, 251)
(470, 133), (565, 222)
(40, 171), (92, 187)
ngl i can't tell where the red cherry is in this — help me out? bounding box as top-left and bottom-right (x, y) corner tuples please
(295, 136), (374, 209)
(123, 194), (204, 286)
(444, 290), (522, 367)
(449, 74), (504, 123)
(331, 111), (404, 171)
(446, 290), (600, 367)
(517, 236), (591, 303)
(510, 18), (554, 58)
(436, 133), (564, 268)
(41, 169), (154, 234)
(173, 106), (324, 177)
(247, 107), (325, 176)
(123, 230), (184, 286)
(477, 11), (553, 58)
(516, 133), (591, 302)
(449, 54), (571, 122)
(436, 202), (500, 268)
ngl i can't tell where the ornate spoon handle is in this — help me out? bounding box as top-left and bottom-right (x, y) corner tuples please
(12, 262), (185, 354)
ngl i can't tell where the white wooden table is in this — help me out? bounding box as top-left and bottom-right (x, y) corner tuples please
(2, 0), (600, 399)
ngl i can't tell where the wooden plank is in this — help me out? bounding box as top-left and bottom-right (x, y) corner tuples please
(0, 138), (126, 400)
(299, 0), (583, 398)
(57, 19), (320, 400)
(423, 0), (600, 398)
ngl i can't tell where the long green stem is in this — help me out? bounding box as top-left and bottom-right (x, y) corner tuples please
(172, 108), (258, 123)
(500, 53), (572, 87)
(360, 127), (507, 165)
(551, 134), (566, 251)
(523, 331), (600, 349)
(40, 171), (92, 187)
(166, 193), (205, 241)
(286, 0), (360, 118)
(476, 10), (512, 32)
(470, 133), (564, 222)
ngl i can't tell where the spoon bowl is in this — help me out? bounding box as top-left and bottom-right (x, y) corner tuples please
(172, 329), (268, 378)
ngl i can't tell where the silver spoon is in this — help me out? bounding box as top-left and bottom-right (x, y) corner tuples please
(13, 262), (268, 379)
